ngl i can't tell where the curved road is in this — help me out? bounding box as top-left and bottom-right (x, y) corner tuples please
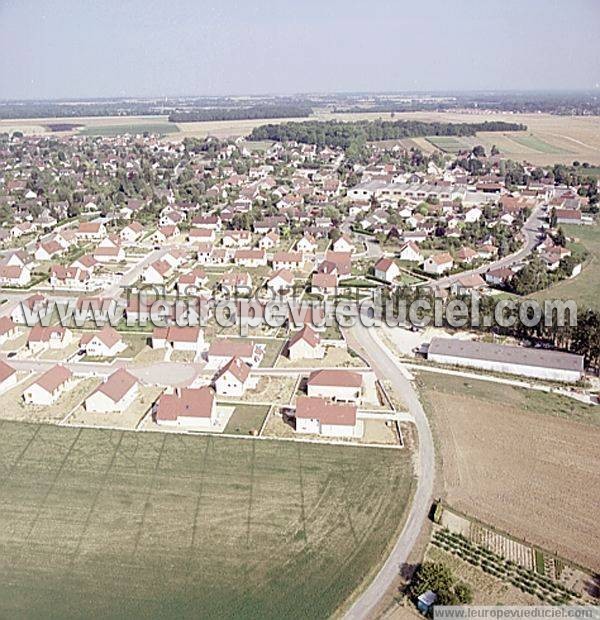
(431, 204), (544, 289)
(343, 322), (435, 620)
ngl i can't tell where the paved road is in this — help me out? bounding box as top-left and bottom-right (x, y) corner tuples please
(343, 323), (435, 620)
(432, 204), (545, 289)
(1, 355), (200, 386)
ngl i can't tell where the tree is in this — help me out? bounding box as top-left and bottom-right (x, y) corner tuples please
(410, 561), (473, 608)
(491, 144), (500, 156)
(512, 256), (549, 295)
(472, 145), (486, 157)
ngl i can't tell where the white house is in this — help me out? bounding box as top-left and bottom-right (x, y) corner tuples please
(423, 253), (454, 275)
(22, 364), (74, 405)
(27, 326), (73, 353)
(0, 360), (17, 394)
(295, 396), (362, 439)
(306, 369), (363, 403)
(398, 241), (423, 263)
(120, 222), (144, 243)
(374, 257), (400, 283)
(85, 368), (139, 413)
(155, 386), (217, 429)
(214, 356), (255, 397)
(151, 326), (204, 352)
(80, 326), (127, 357)
(207, 339), (264, 369)
(332, 234), (354, 253)
(0, 265), (31, 287)
(286, 325), (324, 361)
(12, 294), (49, 324)
(0, 316), (18, 345)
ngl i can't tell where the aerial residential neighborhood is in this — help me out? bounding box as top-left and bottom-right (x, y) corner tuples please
(0, 1), (598, 618)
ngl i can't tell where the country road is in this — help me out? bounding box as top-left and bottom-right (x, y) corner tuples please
(343, 323), (435, 620)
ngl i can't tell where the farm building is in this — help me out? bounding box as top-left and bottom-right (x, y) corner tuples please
(427, 337), (584, 382)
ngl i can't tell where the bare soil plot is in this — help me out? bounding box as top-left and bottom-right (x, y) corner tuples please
(417, 372), (600, 572)
(220, 374), (297, 406)
(0, 422), (413, 619)
(276, 345), (366, 368)
(0, 376), (100, 424)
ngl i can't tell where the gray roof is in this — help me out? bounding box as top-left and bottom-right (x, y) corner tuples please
(428, 337), (584, 373)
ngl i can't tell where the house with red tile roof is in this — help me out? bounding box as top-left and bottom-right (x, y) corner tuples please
(294, 396), (362, 438)
(80, 326), (127, 357)
(307, 369), (363, 403)
(151, 326), (204, 352)
(0, 360), (17, 394)
(27, 325), (73, 353)
(155, 387), (216, 429)
(214, 357), (254, 396)
(286, 326), (324, 361)
(23, 365), (74, 405)
(85, 368), (139, 413)
(0, 316), (18, 345)
(374, 257), (400, 283)
(207, 339), (264, 369)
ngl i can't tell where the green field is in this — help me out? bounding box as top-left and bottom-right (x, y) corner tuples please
(79, 122), (179, 136)
(425, 135), (472, 153)
(224, 404), (270, 434)
(507, 134), (571, 154)
(0, 422), (413, 618)
(531, 223), (600, 310)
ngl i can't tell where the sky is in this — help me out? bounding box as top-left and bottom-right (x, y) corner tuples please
(0, 0), (598, 100)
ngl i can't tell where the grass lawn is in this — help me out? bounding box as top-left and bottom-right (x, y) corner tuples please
(0, 422), (413, 618)
(224, 404), (271, 435)
(531, 223), (600, 310)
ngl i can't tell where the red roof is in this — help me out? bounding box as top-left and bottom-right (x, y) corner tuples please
(0, 360), (16, 384)
(216, 356), (250, 383)
(296, 396), (357, 426)
(93, 368), (137, 402)
(307, 369), (362, 389)
(156, 387), (215, 421)
(35, 364), (72, 393)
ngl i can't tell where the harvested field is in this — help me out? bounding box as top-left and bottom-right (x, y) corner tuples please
(4, 111), (599, 165)
(0, 422), (413, 618)
(417, 372), (600, 572)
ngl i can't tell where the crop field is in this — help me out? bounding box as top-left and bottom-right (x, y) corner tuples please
(532, 223), (600, 310)
(425, 135), (474, 153)
(78, 122), (179, 136)
(0, 421), (413, 618)
(2, 111), (599, 165)
(416, 372), (600, 572)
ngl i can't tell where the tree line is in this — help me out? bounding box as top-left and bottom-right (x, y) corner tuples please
(248, 119), (526, 149)
(169, 105), (312, 123)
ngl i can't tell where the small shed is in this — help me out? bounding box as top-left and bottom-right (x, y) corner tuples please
(417, 590), (437, 615)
